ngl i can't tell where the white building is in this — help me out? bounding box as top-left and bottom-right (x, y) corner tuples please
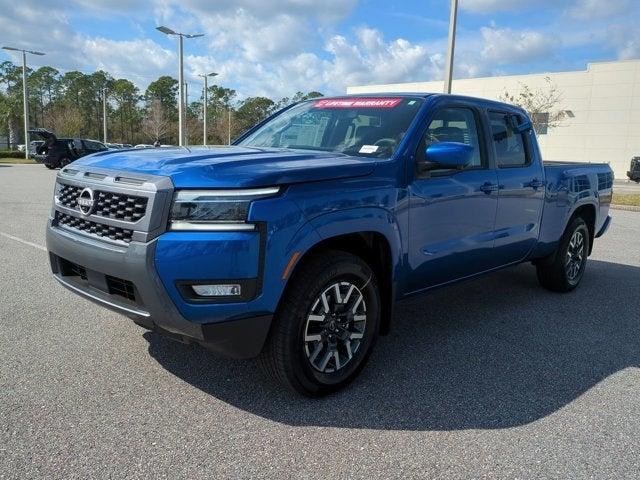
(347, 59), (640, 179)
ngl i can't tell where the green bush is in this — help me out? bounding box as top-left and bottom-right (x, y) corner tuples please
(0, 150), (27, 158)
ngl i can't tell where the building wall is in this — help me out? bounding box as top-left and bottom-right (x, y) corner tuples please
(347, 59), (640, 179)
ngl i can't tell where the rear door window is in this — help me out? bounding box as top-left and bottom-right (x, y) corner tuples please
(489, 112), (529, 167)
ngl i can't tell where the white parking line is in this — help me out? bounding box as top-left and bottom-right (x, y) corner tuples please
(0, 231), (47, 252)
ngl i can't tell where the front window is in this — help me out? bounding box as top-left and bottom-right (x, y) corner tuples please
(237, 97), (424, 158)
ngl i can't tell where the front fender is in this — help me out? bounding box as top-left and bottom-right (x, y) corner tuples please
(306, 207), (403, 281)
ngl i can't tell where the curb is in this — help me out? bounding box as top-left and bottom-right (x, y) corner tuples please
(610, 204), (640, 212)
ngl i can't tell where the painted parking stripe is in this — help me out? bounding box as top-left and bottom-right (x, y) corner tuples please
(0, 231), (47, 252)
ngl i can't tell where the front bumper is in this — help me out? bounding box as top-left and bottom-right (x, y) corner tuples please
(46, 222), (272, 358)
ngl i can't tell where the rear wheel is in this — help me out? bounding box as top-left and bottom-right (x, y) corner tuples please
(260, 250), (380, 396)
(536, 217), (590, 292)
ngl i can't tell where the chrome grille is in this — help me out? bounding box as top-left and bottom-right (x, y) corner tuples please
(57, 212), (133, 243)
(58, 184), (148, 222)
(53, 168), (173, 246)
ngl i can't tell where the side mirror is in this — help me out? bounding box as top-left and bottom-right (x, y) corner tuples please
(420, 142), (475, 172)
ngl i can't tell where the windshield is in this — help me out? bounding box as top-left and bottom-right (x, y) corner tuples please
(237, 97), (424, 158)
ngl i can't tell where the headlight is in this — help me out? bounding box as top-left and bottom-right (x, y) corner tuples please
(169, 187), (280, 231)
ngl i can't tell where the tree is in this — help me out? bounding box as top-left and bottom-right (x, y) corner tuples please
(29, 66), (60, 127)
(111, 79), (141, 144)
(0, 61), (26, 146)
(499, 77), (568, 134)
(0, 59), (326, 148)
(274, 91), (324, 110)
(235, 96), (276, 133)
(145, 76), (178, 117)
(143, 99), (170, 143)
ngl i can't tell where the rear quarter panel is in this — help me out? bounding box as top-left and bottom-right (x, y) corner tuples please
(532, 163), (613, 259)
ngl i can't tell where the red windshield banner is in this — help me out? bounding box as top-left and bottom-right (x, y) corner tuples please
(314, 98), (403, 109)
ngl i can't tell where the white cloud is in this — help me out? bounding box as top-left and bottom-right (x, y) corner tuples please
(480, 27), (556, 64)
(82, 38), (175, 82)
(320, 28), (442, 92)
(607, 25), (640, 60)
(566, 0), (633, 20)
(200, 10), (311, 62)
(157, 0), (357, 23)
(460, 0), (534, 13)
(1, 0), (637, 101)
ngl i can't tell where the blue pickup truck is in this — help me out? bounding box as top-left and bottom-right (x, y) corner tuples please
(46, 94), (613, 396)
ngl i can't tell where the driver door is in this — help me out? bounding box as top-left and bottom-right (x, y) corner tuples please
(406, 104), (499, 293)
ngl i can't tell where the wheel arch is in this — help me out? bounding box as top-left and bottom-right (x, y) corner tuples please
(281, 209), (402, 335)
(568, 202), (596, 255)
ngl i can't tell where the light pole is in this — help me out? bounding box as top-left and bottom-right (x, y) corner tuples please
(198, 72), (217, 145)
(2, 46), (45, 158)
(443, 0), (459, 94)
(184, 81), (188, 145)
(102, 88), (108, 143)
(228, 108), (231, 145)
(156, 26), (204, 147)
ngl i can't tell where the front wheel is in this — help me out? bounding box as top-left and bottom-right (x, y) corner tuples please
(536, 217), (590, 292)
(260, 250), (380, 396)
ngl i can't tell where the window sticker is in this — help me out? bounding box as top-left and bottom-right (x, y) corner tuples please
(314, 98), (403, 109)
(359, 145), (379, 154)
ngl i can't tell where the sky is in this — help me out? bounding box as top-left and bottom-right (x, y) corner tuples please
(0, 0), (639, 101)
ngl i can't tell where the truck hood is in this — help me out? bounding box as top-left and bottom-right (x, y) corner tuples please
(74, 146), (377, 188)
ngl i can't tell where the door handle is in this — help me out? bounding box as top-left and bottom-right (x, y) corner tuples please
(479, 182), (499, 194)
(527, 178), (545, 189)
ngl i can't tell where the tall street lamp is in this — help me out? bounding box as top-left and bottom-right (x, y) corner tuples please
(184, 81), (188, 145)
(443, 0), (459, 94)
(198, 72), (218, 145)
(156, 26), (204, 147)
(2, 46), (45, 158)
(102, 88), (108, 143)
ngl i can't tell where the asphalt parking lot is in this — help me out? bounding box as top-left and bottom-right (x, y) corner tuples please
(1, 164), (639, 478)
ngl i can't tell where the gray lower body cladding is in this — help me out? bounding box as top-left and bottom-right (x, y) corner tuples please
(46, 222), (271, 359)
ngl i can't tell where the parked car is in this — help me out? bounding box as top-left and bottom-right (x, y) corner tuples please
(30, 129), (108, 169)
(45, 94), (613, 396)
(105, 143), (135, 149)
(627, 156), (640, 182)
(134, 144), (154, 149)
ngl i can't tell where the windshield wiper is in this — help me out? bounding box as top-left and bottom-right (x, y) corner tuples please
(285, 145), (332, 152)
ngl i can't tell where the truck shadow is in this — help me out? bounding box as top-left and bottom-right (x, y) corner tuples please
(145, 259), (640, 431)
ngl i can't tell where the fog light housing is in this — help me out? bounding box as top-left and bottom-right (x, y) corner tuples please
(192, 284), (242, 297)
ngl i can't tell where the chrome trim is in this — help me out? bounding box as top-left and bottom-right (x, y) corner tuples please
(53, 274), (151, 318)
(169, 221), (256, 231)
(55, 222), (131, 247)
(53, 167), (174, 245)
(174, 187), (280, 200)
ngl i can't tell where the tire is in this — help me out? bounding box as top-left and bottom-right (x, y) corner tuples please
(44, 164), (56, 170)
(536, 217), (590, 292)
(260, 250), (380, 396)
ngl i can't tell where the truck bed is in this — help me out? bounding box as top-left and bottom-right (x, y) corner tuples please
(534, 161), (613, 259)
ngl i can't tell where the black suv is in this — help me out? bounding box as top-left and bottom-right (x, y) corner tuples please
(29, 129), (108, 169)
(628, 157), (640, 183)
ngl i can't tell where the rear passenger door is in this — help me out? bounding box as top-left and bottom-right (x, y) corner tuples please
(489, 111), (545, 266)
